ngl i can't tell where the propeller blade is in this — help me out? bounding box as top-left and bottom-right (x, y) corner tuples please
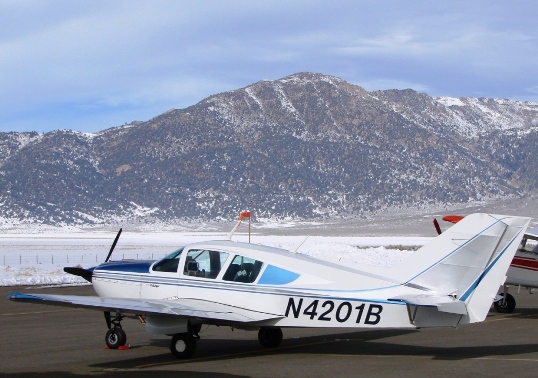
(105, 228), (123, 263)
(63, 267), (93, 282)
(433, 218), (442, 235)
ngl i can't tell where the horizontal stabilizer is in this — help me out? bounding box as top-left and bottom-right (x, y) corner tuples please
(390, 294), (468, 315)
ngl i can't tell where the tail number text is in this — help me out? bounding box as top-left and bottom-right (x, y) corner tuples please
(285, 298), (382, 325)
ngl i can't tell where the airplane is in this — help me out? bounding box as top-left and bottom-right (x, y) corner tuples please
(7, 213), (531, 359)
(434, 215), (538, 313)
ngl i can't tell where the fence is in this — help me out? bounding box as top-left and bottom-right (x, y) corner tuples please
(1, 252), (168, 267)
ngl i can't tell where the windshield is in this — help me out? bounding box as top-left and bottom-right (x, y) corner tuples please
(152, 247), (184, 273)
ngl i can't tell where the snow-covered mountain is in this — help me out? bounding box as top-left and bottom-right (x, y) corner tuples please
(1, 72), (537, 225)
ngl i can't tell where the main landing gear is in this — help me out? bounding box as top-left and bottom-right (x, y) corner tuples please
(103, 314), (284, 359)
(170, 333), (197, 358)
(258, 327), (283, 348)
(170, 323), (201, 359)
(169, 326), (283, 359)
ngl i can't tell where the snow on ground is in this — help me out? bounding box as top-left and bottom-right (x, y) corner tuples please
(0, 230), (431, 287)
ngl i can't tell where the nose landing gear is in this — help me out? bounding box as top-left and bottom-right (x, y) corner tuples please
(104, 312), (128, 349)
(105, 327), (127, 349)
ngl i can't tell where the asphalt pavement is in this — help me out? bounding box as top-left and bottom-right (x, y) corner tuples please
(2, 285), (538, 377)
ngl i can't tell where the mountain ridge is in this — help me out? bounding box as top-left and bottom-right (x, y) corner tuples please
(0, 72), (537, 226)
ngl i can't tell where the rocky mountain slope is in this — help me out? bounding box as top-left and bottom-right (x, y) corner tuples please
(0, 72), (537, 225)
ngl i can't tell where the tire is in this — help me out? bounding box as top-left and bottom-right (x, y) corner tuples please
(170, 333), (196, 359)
(105, 327), (127, 349)
(494, 293), (516, 313)
(258, 327), (283, 348)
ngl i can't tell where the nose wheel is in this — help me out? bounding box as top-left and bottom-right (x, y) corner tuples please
(105, 327), (127, 349)
(104, 312), (127, 349)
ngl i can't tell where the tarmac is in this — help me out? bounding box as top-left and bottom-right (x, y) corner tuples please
(2, 284), (538, 377)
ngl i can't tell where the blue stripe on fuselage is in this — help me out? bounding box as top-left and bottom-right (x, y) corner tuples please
(94, 260), (154, 274)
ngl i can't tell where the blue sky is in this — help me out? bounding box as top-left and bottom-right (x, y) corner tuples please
(1, 0), (537, 133)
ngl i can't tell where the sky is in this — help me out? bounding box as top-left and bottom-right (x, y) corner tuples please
(1, 0), (538, 133)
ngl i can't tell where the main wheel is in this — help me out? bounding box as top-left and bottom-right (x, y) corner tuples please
(105, 327), (127, 349)
(258, 327), (283, 348)
(170, 333), (196, 359)
(494, 293), (516, 313)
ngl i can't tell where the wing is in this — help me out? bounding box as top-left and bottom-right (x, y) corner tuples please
(7, 292), (284, 323)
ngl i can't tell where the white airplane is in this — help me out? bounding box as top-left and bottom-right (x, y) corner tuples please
(8, 213), (530, 359)
(435, 216), (538, 313)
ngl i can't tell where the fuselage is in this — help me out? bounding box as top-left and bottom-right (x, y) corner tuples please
(506, 250), (538, 287)
(91, 240), (422, 329)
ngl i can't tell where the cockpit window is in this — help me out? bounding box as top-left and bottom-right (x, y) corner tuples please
(183, 249), (229, 279)
(223, 255), (264, 283)
(152, 247), (184, 273)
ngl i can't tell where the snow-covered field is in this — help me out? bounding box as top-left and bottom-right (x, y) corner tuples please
(0, 230), (431, 286)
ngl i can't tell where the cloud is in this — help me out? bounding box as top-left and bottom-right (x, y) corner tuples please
(1, 1), (538, 132)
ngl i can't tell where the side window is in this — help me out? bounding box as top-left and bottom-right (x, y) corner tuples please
(223, 255), (264, 283)
(152, 247), (184, 273)
(183, 249), (229, 279)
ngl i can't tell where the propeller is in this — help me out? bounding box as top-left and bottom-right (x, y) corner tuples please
(433, 218), (442, 235)
(433, 215), (465, 235)
(105, 228), (122, 263)
(63, 228), (123, 331)
(63, 228), (123, 283)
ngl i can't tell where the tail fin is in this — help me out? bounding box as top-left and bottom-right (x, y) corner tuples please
(390, 213), (530, 326)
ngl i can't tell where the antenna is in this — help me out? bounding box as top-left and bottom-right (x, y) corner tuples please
(293, 235), (310, 253)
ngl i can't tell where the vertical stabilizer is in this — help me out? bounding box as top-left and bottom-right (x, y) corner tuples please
(460, 215), (531, 322)
(392, 214), (530, 325)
